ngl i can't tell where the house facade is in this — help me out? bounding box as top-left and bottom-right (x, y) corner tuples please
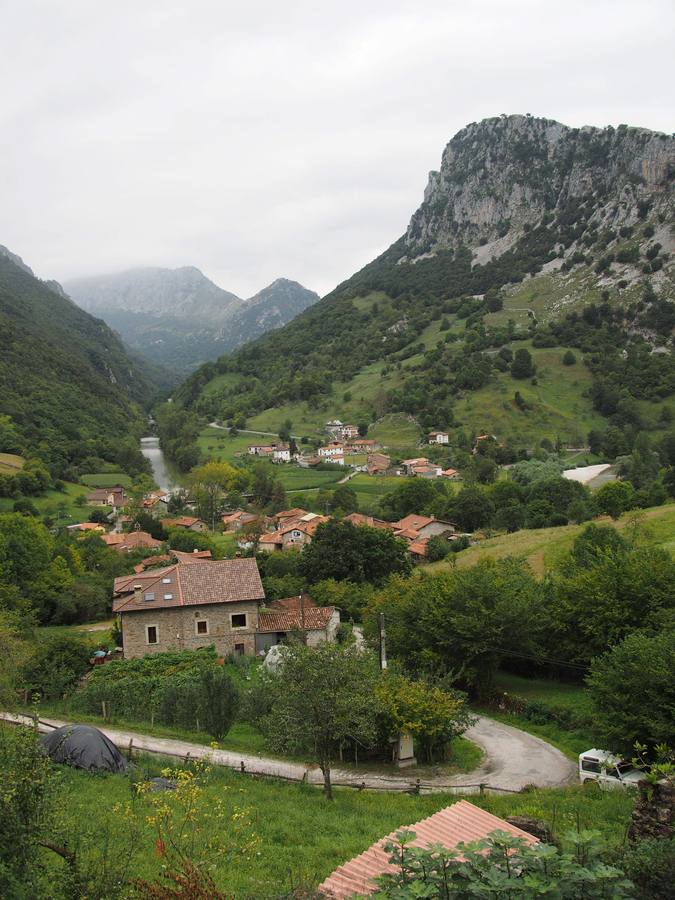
(160, 516), (208, 532)
(428, 431), (449, 444)
(86, 486), (127, 508)
(255, 595), (340, 653)
(113, 558), (266, 658)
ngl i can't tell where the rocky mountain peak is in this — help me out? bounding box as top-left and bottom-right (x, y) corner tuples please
(404, 115), (674, 262)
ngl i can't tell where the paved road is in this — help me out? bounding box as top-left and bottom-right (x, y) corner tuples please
(208, 423), (301, 440)
(3, 713), (575, 794)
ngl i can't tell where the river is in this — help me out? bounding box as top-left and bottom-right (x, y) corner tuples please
(140, 436), (180, 495)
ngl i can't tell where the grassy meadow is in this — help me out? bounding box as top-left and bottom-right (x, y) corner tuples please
(0, 481), (90, 524)
(50, 758), (634, 899)
(0, 451), (25, 473)
(79, 473), (133, 488)
(426, 502), (675, 577)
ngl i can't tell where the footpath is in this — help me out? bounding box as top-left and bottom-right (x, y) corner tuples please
(2, 712), (575, 795)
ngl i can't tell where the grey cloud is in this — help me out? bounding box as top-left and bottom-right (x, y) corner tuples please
(1, 0), (673, 297)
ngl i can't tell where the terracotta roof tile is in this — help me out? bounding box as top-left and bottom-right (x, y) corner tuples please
(394, 514), (434, 531)
(319, 800), (537, 899)
(258, 605), (335, 632)
(112, 558), (264, 613)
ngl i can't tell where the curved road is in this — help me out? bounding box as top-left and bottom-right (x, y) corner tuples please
(2, 713), (575, 794)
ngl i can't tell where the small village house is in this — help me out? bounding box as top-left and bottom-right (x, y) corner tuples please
(272, 443), (292, 463)
(255, 595), (339, 653)
(367, 452), (390, 475)
(86, 486), (127, 508)
(140, 495), (169, 517)
(222, 510), (261, 532)
(318, 441), (346, 460)
(412, 463), (443, 479)
(113, 558), (266, 658)
(101, 531), (163, 553)
(428, 430), (449, 444)
(401, 457), (429, 476)
(160, 516), (208, 533)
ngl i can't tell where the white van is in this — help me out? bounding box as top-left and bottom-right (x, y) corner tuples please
(578, 749), (643, 789)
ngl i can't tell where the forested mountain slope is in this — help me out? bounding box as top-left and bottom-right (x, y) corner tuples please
(65, 268), (319, 375)
(0, 249), (152, 478)
(178, 115), (674, 448)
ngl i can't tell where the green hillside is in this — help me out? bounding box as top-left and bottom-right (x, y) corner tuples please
(0, 251), (154, 478)
(175, 117), (674, 456)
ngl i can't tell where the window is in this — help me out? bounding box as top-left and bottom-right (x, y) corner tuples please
(196, 619), (208, 635)
(162, 578), (172, 584)
(144, 592), (155, 602)
(163, 593), (173, 600)
(234, 643), (245, 656)
(146, 625), (158, 645)
(581, 758), (601, 773)
(231, 613), (247, 629)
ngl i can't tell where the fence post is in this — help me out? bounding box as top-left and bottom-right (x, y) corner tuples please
(240, 760), (246, 773)
(479, 783), (486, 796)
(127, 738), (133, 760)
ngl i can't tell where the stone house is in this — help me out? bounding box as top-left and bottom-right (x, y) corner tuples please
(160, 516), (208, 532)
(86, 486), (127, 508)
(367, 452), (391, 475)
(255, 595), (340, 654)
(112, 558), (266, 658)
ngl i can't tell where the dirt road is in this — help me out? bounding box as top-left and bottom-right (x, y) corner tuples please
(2, 713), (575, 794)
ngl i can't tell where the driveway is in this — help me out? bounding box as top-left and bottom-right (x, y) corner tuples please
(2, 713), (575, 794)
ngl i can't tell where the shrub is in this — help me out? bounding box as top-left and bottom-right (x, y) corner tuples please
(562, 350), (577, 366)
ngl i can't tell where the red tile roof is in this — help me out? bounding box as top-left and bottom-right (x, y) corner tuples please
(112, 558), (264, 613)
(343, 513), (394, 531)
(275, 508), (310, 521)
(394, 514), (434, 532)
(101, 531), (162, 552)
(132, 549), (212, 574)
(319, 800), (537, 899)
(408, 539), (429, 557)
(258, 602), (336, 633)
(161, 516), (204, 528)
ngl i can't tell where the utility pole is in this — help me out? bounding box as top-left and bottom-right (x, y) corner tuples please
(379, 612), (387, 670)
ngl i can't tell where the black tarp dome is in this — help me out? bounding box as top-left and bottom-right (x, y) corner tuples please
(41, 725), (128, 774)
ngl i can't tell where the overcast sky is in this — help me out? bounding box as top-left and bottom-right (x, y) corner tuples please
(1, 1), (673, 298)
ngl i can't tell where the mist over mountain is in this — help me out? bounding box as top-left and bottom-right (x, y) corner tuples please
(64, 267), (319, 375)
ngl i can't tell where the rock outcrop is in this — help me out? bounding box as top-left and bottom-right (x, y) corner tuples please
(404, 115), (674, 262)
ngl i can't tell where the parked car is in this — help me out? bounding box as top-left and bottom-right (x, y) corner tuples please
(578, 748), (644, 789)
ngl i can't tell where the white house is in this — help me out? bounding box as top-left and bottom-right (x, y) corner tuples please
(272, 444), (292, 463)
(318, 442), (345, 460)
(429, 431), (449, 445)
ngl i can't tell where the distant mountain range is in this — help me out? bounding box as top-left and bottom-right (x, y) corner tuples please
(64, 267), (319, 375)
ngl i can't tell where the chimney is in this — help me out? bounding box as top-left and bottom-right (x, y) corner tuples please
(193, 548), (199, 554)
(133, 584), (143, 602)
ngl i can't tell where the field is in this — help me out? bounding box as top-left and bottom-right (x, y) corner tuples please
(0, 452), (25, 473)
(79, 473), (133, 488)
(0, 481), (89, 524)
(426, 502), (675, 577)
(53, 760), (634, 898)
(368, 414), (422, 454)
(349, 473), (411, 513)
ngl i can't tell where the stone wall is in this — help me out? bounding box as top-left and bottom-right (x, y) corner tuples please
(629, 780), (674, 842)
(121, 600), (260, 658)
